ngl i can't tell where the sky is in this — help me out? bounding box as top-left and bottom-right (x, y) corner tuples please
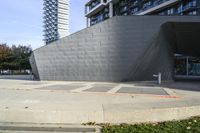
(0, 0), (86, 50)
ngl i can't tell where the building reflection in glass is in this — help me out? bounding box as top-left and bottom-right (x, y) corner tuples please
(175, 54), (200, 76)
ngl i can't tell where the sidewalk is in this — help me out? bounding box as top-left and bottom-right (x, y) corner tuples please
(0, 79), (200, 124)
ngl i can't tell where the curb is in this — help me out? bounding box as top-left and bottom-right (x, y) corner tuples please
(0, 123), (101, 133)
(0, 106), (200, 124)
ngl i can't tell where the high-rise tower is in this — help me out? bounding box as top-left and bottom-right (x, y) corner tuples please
(43, 0), (69, 44)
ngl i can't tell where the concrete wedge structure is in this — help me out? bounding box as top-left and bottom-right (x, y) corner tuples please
(30, 16), (200, 82)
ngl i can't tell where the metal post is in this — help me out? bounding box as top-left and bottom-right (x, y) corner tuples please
(153, 73), (162, 85)
(87, 18), (89, 27)
(186, 56), (189, 76)
(158, 73), (162, 85)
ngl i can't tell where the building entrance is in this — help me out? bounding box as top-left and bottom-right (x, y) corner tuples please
(175, 54), (200, 79)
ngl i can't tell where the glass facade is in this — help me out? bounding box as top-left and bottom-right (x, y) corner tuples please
(153, 0), (198, 15)
(86, 0), (200, 26)
(175, 55), (200, 76)
(90, 6), (109, 25)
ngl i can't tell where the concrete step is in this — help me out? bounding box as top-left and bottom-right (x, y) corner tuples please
(0, 123), (101, 133)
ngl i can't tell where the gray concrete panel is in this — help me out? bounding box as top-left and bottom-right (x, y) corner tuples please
(117, 87), (168, 95)
(35, 85), (84, 91)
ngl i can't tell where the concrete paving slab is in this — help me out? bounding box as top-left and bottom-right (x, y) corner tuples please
(117, 87), (168, 95)
(83, 83), (118, 93)
(83, 86), (114, 92)
(35, 85), (84, 91)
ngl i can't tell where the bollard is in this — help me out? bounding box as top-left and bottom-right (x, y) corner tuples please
(153, 73), (162, 85)
(158, 73), (162, 85)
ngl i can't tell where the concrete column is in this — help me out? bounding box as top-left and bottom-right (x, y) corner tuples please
(87, 18), (90, 27)
(85, 6), (87, 15)
(197, 1), (200, 15)
(109, 2), (113, 18)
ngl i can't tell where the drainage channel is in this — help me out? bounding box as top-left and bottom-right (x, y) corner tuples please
(0, 123), (101, 133)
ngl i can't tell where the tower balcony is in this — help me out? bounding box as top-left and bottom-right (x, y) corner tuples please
(85, 0), (108, 17)
(136, 0), (180, 15)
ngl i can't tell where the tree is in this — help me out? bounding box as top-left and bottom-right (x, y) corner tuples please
(0, 44), (12, 73)
(11, 45), (32, 70)
(0, 43), (32, 74)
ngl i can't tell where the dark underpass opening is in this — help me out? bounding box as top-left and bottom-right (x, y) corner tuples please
(162, 22), (200, 81)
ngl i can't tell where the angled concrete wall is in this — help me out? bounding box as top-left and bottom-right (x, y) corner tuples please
(30, 16), (200, 82)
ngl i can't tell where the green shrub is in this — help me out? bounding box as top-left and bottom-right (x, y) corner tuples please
(102, 117), (200, 133)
